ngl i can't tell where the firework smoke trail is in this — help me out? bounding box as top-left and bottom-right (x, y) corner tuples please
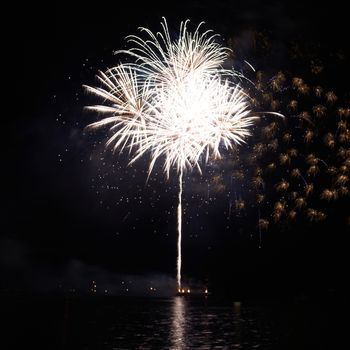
(84, 18), (257, 291)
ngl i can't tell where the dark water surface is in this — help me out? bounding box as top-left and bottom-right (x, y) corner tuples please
(4, 295), (342, 349)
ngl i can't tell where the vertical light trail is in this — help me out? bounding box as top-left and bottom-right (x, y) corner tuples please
(177, 169), (183, 291)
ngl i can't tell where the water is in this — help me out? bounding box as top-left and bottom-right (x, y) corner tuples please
(4, 295), (341, 349)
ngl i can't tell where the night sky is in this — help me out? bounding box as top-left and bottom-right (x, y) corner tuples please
(4, 0), (349, 298)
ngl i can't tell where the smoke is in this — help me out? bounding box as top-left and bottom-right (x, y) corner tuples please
(62, 259), (177, 297)
(0, 238), (177, 296)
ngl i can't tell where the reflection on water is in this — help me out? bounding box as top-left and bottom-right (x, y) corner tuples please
(64, 297), (274, 349)
(233, 301), (241, 315)
(7, 296), (337, 349)
(168, 297), (264, 349)
(171, 297), (187, 349)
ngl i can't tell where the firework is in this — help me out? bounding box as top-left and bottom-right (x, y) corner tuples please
(324, 133), (335, 148)
(258, 218), (269, 230)
(312, 104), (327, 118)
(208, 30), (350, 243)
(282, 132), (292, 143)
(275, 179), (290, 192)
(288, 100), (298, 111)
(279, 153), (291, 166)
(320, 189), (338, 201)
(325, 91), (338, 104)
(304, 129), (314, 143)
(85, 18), (257, 290)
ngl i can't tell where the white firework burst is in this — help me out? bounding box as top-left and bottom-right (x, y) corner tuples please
(84, 18), (258, 290)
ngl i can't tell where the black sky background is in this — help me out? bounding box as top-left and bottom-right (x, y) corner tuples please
(4, 0), (349, 298)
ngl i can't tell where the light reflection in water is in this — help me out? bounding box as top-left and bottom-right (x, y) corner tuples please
(233, 301), (241, 316)
(171, 297), (187, 349)
(233, 301), (242, 344)
(58, 297), (276, 349)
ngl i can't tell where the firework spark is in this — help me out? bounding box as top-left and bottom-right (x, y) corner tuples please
(84, 18), (257, 290)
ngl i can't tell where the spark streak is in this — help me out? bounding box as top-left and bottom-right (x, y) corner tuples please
(177, 169), (183, 290)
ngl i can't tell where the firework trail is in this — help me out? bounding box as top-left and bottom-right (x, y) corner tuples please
(84, 18), (257, 290)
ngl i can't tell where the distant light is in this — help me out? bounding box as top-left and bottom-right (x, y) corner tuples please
(204, 289), (208, 294)
(187, 289), (190, 293)
(181, 289), (185, 293)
